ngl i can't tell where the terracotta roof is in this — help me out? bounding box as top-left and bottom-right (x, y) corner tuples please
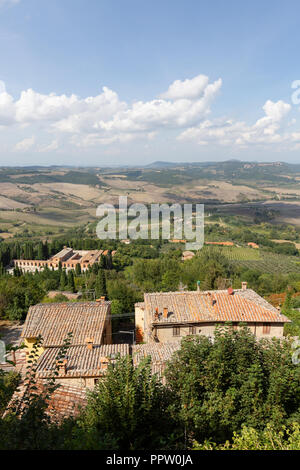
(36, 343), (129, 378)
(144, 289), (290, 326)
(21, 302), (110, 347)
(5, 381), (87, 423)
(50, 247), (73, 260)
(132, 342), (181, 378)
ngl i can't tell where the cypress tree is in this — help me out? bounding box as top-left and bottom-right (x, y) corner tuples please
(59, 269), (67, 290)
(75, 263), (81, 275)
(67, 270), (76, 293)
(95, 270), (107, 298)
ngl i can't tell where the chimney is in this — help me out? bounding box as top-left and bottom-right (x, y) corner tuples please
(277, 305), (282, 315)
(154, 307), (159, 320)
(197, 280), (200, 292)
(163, 307), (168, 319)
(228, 287), (234, 295)
(100, 357), (109, 371)
(86, 337), (94, 350)
(242, 282), (247, 290)
(56, 358), (67, 376)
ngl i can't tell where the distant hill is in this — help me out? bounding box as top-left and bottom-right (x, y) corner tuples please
(145, 161), (180, 168)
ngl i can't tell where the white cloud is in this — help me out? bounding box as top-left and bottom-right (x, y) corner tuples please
(160, 75), (211, 100)
(0, 75), (221, 148)
(15, 136), (35, 152)
(0, 75), (299, 154)
(178, 100), (296, 147)
(38, 139), (59, 152)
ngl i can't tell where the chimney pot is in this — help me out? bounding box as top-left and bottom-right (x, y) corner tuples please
(56, 358), (67, 375)
(242, 282), (247, 290)
(86, 337), (94, 350)
(163, 307), (168, 319)
(100, 356), (109, 371)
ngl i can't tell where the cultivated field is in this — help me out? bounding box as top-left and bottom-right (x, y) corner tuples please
(1, 161), (300, 239)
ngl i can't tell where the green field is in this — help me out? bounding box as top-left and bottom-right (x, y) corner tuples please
(205, 246), (300, 274)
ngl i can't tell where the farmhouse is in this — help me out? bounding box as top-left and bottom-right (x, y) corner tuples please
(13, 246), (117, 273)
(135, 283), (290, 343)
(248, 242), (259, 249)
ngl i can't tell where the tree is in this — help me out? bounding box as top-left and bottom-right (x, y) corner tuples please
(165, 326), (300, 445)
(94, 270), (107, 298)
(79, 356), (179, 450)
(59, 270), (67, 291)
(37, 242), (44, 260)
(75, 263), (81, 275)
(67, 270), (76, 293)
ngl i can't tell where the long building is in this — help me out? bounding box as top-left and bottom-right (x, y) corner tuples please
(13, 246), (116, 273)
(135, 283), (290, 343)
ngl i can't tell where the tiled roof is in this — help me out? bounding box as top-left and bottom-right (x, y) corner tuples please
(36, 343), (129, 378)
(5, 381), (87, 423)
(144, 289), (290, 325)
(21, 302), (110, 347)
(50, 247), (73, 260)
(132, 342), (181, 378)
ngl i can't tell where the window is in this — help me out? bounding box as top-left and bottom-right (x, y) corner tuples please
(173, 326), (180, 337)
(263, 323), (271, 334)
(189, 326), (196, 335)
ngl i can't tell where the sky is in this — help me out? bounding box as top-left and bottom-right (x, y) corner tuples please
(0, 0), (300, 166)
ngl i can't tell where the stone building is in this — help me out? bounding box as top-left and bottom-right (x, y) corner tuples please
(135, 283), (290, 343)
(21, 301), (113, 359)
(35, 342), (129, 388)
(13, 246), (117, 273)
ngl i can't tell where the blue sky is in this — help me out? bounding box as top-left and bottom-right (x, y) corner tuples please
(0, 0), (300, 165)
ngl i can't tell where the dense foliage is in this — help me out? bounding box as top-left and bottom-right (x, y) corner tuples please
(0, 328), (299, 450)
(165, 326), (300, 444)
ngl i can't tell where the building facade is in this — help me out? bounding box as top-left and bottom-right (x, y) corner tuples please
(135, 283), (290, 343)
(13, 246), (116, 273)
